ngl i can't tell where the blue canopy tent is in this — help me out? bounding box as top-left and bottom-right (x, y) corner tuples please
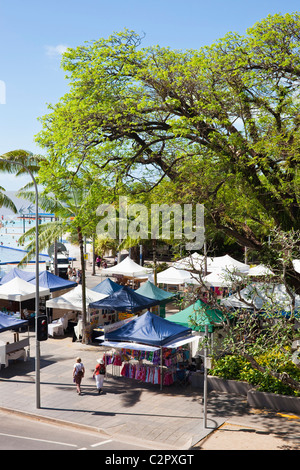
(105, 310), (191, 346)
(0, 312), (28, 332)
(0, 312), (30, 368)
(92, 278), (123, 296)
(89, 285), (160, 314)
(29, 270), (77, 292)
(0, 267), (35, 285)
(102, 311), (193, 390)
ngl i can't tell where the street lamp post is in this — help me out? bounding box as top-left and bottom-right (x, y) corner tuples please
(0, 158), (41, 408)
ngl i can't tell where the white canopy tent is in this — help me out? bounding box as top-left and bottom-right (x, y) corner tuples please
(173, 253), (214, 272)
(0, 277), (50, 302)
(46, 285), (108, 312)
(149, 266), (200, 285)
(293, 259), (300, 273)
(173, 253), (249, 274)
(203, 270), (243, 287)
(221, 283), (300, 311)
(208, 254), (249, 274)
(102, 256), (153, 278)
(247, 264), (274, 276)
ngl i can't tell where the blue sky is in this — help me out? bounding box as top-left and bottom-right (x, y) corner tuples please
(0, 0), (299, 189)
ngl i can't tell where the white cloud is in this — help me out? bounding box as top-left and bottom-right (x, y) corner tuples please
(45, 44), (69, 57)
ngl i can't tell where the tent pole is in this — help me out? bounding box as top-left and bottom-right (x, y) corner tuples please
(203, 325), (208, 428)
(160, 347), (163, 391)
(27, 323), (30, 359)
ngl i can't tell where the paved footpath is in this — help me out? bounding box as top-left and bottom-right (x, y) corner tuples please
(0, 269), (299, 450)
(0, 331), (221, 450)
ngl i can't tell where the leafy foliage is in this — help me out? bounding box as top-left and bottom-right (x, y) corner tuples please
(36, 14), (300, 291)
(210, 353), (300, 396)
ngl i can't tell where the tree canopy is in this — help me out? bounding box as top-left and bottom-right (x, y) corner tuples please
(36, 12), (300, 292)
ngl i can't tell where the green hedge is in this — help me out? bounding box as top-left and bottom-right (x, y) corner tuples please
(209, 354), (300, 397)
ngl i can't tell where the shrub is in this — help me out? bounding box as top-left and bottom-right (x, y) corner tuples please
(210, 353), (300, 397)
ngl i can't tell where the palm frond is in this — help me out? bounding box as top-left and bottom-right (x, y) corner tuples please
(18, 220), (66, 265)
(0, 150), (43, 175)
(0, 191), (17, 213)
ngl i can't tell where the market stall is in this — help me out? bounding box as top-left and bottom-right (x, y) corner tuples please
(0, 277), (50, 322)
(221, 282), (300, 312)
(29, 270), (77, 292)
(135, 280), (176, 317)
(247, 265), (274, 277)
(89, 285), (160, 341)
(92, 278), (123, 296)
(46, 285), (108, 339)
(208, 254), (250, 274)
(89, 285), (160, 316)
(167, 299), (226, 333)
(0, 267), (35, 284)
(100, 311), (199, 390)
(46, 284), (107, 316)
(0, 312), (29, 369)
(172, 253), (213, 272)
(101, 256), (153, 288)
(149, 266), (200, 287)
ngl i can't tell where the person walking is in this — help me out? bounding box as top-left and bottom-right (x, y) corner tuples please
(73, 357), (85, 395)
(92, 358), (106, 394)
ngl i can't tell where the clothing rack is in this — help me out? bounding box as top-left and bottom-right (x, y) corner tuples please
(102, 344), (190, 389)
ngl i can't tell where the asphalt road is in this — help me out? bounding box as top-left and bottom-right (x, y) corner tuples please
(0, 410), (154, 451)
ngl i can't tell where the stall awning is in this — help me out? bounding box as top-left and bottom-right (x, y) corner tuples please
(0, 312), (28, 332)
(168, 299), (226, 333)
(163, 334), (200, 349)
(89, 286), (160, 313)
(100, 340), (160, 352)
(105, 310), (191, 346)
(100, 334), (199, 350)
(46, 285), (108, 311)
(135, 281), (176, 303)
(102, 256), (153, 278)
(29, 270), (77, 292)
(0, 277), (50, 301)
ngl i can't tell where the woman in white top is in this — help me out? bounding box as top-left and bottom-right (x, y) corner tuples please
(73, 357), (85, 395)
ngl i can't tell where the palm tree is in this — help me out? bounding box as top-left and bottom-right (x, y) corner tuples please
(0, 185), (17, 214)
(0, 149), (46, 216)
(18, 184), (100, 343)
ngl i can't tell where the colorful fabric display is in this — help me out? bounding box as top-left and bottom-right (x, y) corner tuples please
(120, 363), (162, 385)
(113, 354), (122, 366)
(163, 370), (175, 386)
(102, 353), (123, 365)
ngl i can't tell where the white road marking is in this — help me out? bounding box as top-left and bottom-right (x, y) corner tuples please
(0, 432), (78, 448)
(90, 439), (113, 447)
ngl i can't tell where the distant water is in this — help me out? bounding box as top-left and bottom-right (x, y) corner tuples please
(0, 192), (85, 276)
(0, 216), (53, 248)
(0, 217), (36, 249)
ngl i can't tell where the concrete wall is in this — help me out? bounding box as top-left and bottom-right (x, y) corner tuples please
(191, 373), (300, 414)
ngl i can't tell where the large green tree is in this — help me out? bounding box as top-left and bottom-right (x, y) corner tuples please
(36, 13), (300, 291)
